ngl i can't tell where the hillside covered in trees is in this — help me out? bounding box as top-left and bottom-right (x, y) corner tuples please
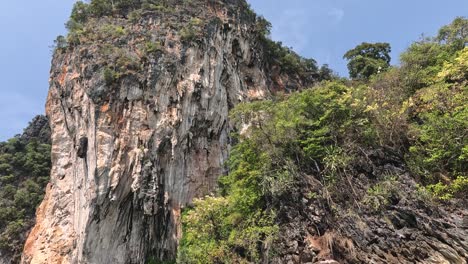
(0, 116), (51, 263)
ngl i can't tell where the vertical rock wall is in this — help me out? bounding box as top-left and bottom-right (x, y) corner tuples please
(21, 2), (308, 263)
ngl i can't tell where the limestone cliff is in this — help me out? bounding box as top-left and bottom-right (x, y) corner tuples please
(21, 1), (315, 263)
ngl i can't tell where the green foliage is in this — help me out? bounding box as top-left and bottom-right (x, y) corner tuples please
(180, 18), (468, 262)
(67, 19), (129, 45)
(99, 45), (140, 84)
(65, 18), (86, 45)
(363, 176), (399, 211)
(362, 68), (410, 151)
(180, 18), (204, 42)
(361, 20), (468, 200)
(69, 1), (90, 24)
(179, 26), (197, 42)
(422, 176), (468, 200)
(53, 35), (68, 51)
(343, 42), (391, 79)
(56, 5), (468, 261)
(68, 0), (148, 23)
(88, 0), (113, 17)
(230, 82), (362, 164)
(128, 9), (143, 22)
(254, 13), (326, 81)
(437, 47), (468, 83)
(145, 41), (163, 55)
(322, 146), (353, 185)
(404, 48), (467, 182)
(406, 82), (467, 181)
(178, 140), (279, 263)
(65, 0), (169, 44)
(399, 41), (453, 92)
(141, 0), (176, 13)
(262, 38), (318, 76)
(318, 64), (336, 81)
(0, 135), (51, 261)
(436, 16), (468, 50)
(103, 66), (120, 85)
(255, 16), (272, 37)
(66, 1), (90, 44)
(101, 24), (127, 38)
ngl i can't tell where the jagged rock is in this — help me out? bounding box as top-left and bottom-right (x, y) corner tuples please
(270, 156), (468, 264)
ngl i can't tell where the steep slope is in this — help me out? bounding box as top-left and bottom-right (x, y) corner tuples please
(0, 116), (51, 264)
(21, 1), (321, 263)
(177, 20), (468, 264)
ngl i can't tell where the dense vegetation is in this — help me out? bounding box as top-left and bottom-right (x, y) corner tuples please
(0, 116), (51, 262)
(178, 17), (467, 263)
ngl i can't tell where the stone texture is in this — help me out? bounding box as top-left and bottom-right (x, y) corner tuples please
(270, 150), (468, 264)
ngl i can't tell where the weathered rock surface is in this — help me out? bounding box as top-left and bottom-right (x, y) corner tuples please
(21, 1), (312, 263)
(271, 150), (468, 264)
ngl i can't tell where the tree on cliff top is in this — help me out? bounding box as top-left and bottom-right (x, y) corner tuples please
(344, 42), (391, 80)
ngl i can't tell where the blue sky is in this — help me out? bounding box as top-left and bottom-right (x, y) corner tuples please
(0, 0), (467, 141)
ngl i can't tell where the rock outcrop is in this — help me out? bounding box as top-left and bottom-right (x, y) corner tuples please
(21, 1), (313, 263)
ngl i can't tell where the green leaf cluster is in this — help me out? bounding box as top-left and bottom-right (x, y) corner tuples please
(179, 18), (205, 42)
(343, 42), (391, 80)
(178, 140), (279, 263)
(405, 49), (468, 198)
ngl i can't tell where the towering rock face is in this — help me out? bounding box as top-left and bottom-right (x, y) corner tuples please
(21, 1), (311, 263)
